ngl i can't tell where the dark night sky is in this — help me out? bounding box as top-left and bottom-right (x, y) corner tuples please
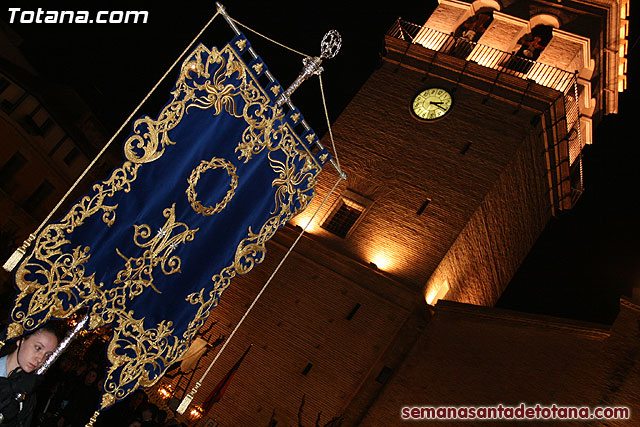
(4, 1), (638, 325)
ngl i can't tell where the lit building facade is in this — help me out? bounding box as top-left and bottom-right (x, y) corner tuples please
(159, 1), (634, 425)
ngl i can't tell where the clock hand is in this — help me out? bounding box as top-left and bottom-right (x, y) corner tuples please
(429, 101), (447, 111)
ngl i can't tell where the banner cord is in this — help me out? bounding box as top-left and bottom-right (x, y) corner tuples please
(178, 174), (344, 413)
(229, 17), (310, 57)
(318, 74), (341, 172)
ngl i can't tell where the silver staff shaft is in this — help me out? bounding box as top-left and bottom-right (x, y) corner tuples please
(37, 313), (89, 375)
(276, 29), (342, 106)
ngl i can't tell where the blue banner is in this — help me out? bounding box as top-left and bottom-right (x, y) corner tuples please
(7, 33), (329, 408)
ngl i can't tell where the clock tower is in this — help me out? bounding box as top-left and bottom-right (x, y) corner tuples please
(293, 0), (629, 308)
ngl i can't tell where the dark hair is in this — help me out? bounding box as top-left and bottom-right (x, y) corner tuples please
(28, 319), (67, 343)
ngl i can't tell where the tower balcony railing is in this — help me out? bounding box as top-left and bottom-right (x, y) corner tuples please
(387, 18), (584, 209)
(387, 19), (578, 92)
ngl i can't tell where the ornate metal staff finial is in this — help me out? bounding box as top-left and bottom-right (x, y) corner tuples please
(319, 29), (342, 60)
(276, 30), (342, 106)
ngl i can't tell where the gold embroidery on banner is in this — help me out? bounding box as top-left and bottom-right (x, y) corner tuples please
(10, 41), (324, 406)
(9, 161), (141, 338)
(305, 133), (316, 144)
(235, 39), (247, 51)
(7, 323), (23, 340)
(186, 158), (238, 216)
(180, 45), (247, 119)
(252, 62), (263, 75)
(115, 204), (199, 296)
(100, 313), (185, 408)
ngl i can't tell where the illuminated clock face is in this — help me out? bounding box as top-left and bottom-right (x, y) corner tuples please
(411, 88), (453, 121)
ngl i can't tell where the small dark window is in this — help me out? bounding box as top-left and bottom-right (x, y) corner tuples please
(1, 92), (27, 114)
(39, 118), (54, 136)
(346, 303), (361, 320)
(376, 366), (393, 384)
(0, 152), (27, 189)
(301, 363), (312, 376)
(322, 200), (364, 238)
(321, 190), (373, 238)
(20, 106), (54, 137)
(64, 147), (80, 166)
(0, 77), (10, 95)
(22, 180), (54, 212)
(416, 199), (431, 215)
(48, 136), (68, 156)
(19, 115), (41, 136)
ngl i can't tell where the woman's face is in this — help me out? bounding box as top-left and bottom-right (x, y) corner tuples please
(18, 331), (58, 373)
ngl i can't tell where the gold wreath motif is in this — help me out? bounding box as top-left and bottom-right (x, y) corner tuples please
(186, 157), (238, 216)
